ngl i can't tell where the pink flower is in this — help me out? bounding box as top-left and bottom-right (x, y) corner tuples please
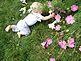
(79, 46), (81, 51)
(55, 25), (61, 31)
(68, 38), (75, 48)
(55, 14), (61, 22)
(41, 41), (48, 49)
(41, 38), (52, 49)
(58, 40), (66, 49)
(46, 38), (53, 45)
(50, 58), (56, 61)
(65, 15), (75, 24)
(48, 1), (52, 8)
(71, 5), (78, 12)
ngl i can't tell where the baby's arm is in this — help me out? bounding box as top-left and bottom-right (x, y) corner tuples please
(42, 13), (55, 20)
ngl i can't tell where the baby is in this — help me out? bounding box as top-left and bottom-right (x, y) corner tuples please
(5, 2), (55, 38)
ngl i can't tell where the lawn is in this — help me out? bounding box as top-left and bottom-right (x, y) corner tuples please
(0, 0), (81, 61)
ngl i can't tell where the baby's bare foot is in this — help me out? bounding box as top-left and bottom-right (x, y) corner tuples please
(5, 25), (11, 32)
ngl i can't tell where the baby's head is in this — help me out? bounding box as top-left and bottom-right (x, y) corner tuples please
(30, 2), (43, 14)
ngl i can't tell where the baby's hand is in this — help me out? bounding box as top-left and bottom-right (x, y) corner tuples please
(50, 13), (55, 18)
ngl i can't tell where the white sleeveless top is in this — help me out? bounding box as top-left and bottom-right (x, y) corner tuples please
(23, 12), (43, 26)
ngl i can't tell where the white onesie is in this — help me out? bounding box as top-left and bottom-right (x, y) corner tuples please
(12, 12), (43, 36)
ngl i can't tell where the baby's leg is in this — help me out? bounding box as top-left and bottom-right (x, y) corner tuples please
(5, 25), (11, 32)
(5, 25), (16, 32)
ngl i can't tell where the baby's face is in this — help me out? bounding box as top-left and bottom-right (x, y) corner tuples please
(38, 10), (42, 14)
(39, 11), (42, 14)
(32, 9), (42, 14)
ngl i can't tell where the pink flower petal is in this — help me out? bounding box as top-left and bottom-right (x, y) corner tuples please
(70, 20), (75, 24)
(50, 58), (56, 61)
(58, 40), (66, 49)
(55, 25), (61, 31)
(79, 46), (81, 51)
(55, 14), (61, 22)
(68, 43), (75, 48)
(68, 38), (75, 48)
(46, 38), (53, 45)
(48, 1), (52, 8)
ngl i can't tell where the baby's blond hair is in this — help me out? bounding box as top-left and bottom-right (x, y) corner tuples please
(30, 2), (43, 13)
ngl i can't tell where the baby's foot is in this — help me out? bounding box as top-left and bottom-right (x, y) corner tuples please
(17, 32), (21, 38)
(5, 25), (11, 32)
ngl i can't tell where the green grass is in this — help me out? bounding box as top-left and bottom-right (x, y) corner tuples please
(0, 0), (81, 61)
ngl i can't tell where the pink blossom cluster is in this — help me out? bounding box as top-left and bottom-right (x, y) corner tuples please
(58, 38), (75, 49)
(47, 2), (80, 55)
(54, 14), (61, 31)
